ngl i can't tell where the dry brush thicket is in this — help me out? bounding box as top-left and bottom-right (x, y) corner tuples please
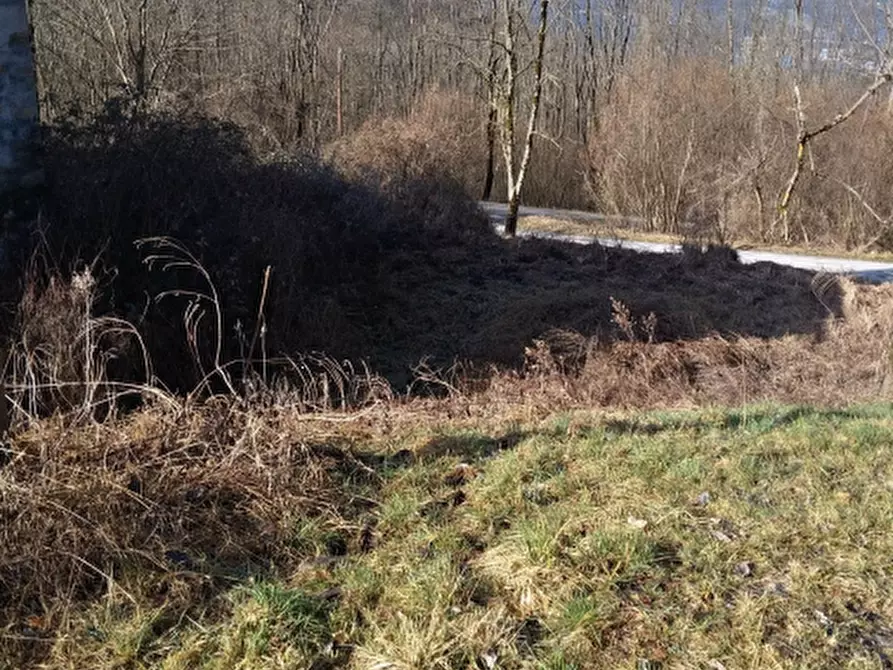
(11, 110), (490, 398)
(5, 104), (893, 417)
(588, 59), (893, 250)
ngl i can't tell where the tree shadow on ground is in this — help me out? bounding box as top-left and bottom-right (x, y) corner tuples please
(359, 235), (845, 386)
(32, 111), (846, 394)
(415, 431), (527, 461)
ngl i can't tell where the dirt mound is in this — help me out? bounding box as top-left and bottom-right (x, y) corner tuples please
(357, 236), (842, 385)
(476, 278), (893, 411)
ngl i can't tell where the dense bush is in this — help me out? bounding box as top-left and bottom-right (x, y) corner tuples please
(31, 108), (492, 393)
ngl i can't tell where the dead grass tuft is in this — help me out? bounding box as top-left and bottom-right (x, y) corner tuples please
(480, 277), (893, 412)
(0, 402), (378, 666)
(5, 262), (153, 425)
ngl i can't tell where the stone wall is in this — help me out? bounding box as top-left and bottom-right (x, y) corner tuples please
(0, 0), (41, 222)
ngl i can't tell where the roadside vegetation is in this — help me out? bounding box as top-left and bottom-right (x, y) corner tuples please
(4, 105), (893, 667)
(7, 1), (893, 664)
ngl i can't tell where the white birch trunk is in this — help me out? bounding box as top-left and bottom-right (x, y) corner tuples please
(501, 0), (549, 238)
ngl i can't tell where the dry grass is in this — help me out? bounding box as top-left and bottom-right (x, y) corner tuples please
(477, 275), (893, 413)
(3, 261), (893, 667)
(7, 396), (893, 668)
(0, 400), (388, 667)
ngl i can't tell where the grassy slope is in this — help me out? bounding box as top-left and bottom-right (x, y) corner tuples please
(34, 403), (893, 669)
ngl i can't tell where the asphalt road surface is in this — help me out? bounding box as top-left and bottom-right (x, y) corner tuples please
(481, 201), (893, 284)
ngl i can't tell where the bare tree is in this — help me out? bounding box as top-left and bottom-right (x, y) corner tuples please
(481, 0), (500, 201)
(499, 0), (550, 237)
(33, 0), (206, 114)
(777, 0), (893, 241)
(23, 0), (893, 251)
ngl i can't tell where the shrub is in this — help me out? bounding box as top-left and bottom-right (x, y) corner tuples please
(35, 107), (492, 393)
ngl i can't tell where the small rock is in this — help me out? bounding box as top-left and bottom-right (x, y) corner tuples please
(706, 661), (727, 670)
(734, 561), (754, 577)
(627, 516), (648, 530)
(478, 649), (498, 670)
(814, 609), (835, 636)
(708, 517), (738, 541)
(814, 610), (832, 625)
(695, 491), (711, 506)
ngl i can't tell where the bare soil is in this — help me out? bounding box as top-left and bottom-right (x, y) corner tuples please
(342, 235), (845, 385)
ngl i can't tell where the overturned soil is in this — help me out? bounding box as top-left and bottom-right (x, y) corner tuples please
(312, 234), (844, 387)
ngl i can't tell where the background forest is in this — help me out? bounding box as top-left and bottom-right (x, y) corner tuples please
(30, 0), (893, 250)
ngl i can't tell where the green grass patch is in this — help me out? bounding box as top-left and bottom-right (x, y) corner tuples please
(29, 404), (893, 668)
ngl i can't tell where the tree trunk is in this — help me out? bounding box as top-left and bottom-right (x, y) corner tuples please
(482, 0), (499, 201)
(500, 0), (518, 235)
(336, 47), (344, 137)
(0, 0), (39, 434)
(502, 0), (549, 238)
(482, 103), (497, 201)
(0, 0), (42, 229)
(504, 195), (520, 237)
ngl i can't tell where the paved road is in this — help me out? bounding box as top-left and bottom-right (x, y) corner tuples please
(481, 201), (893, 283)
